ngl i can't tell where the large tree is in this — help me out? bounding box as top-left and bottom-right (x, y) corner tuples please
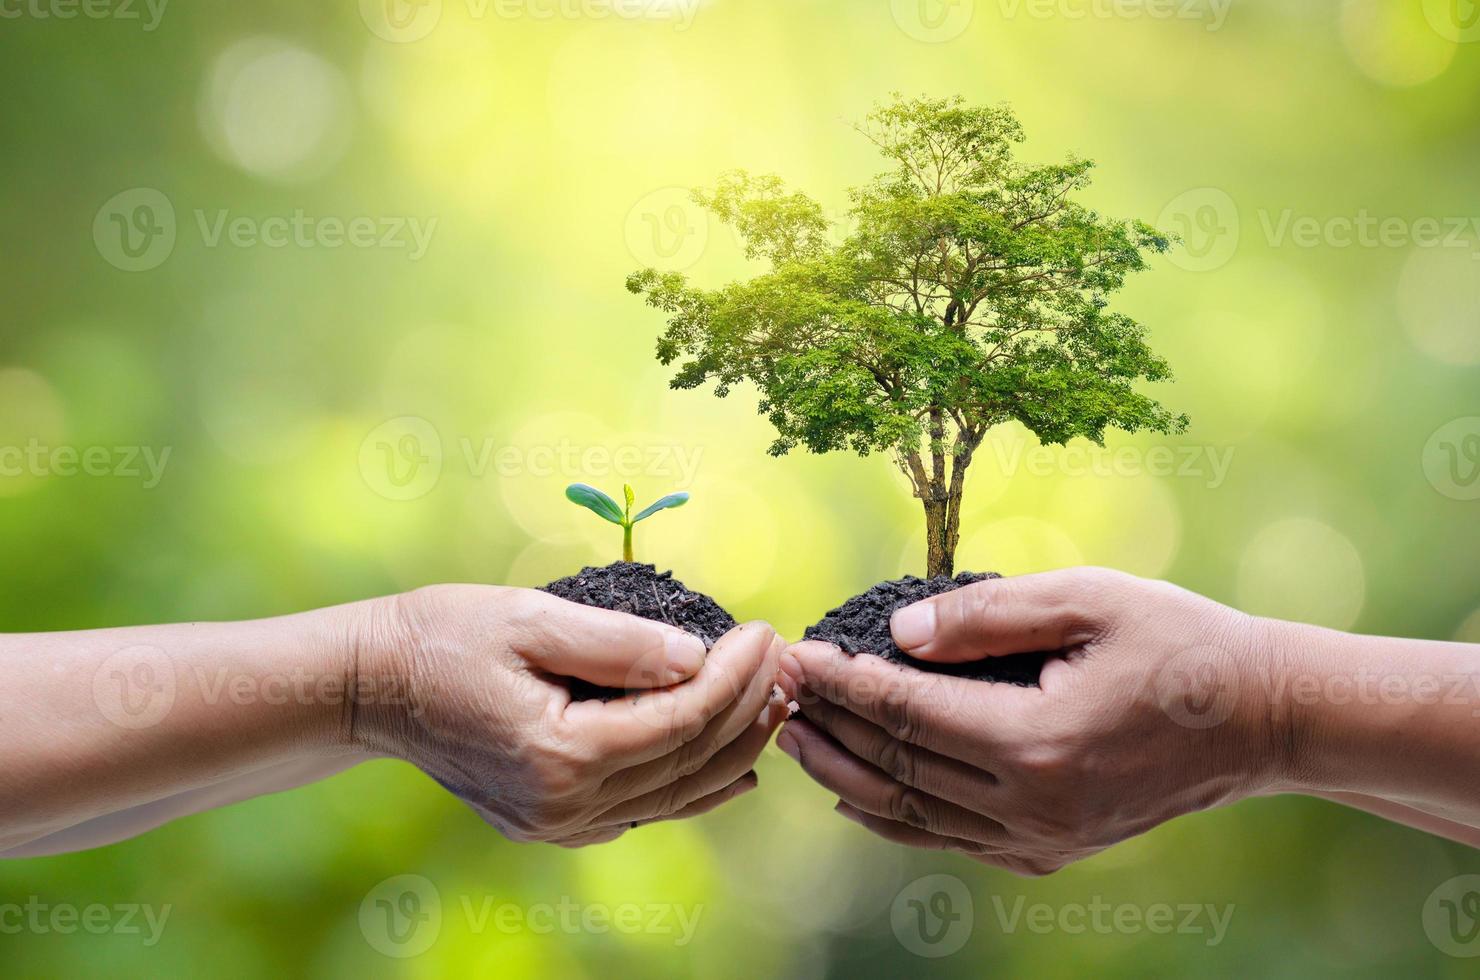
(627, 96), (1187, 578)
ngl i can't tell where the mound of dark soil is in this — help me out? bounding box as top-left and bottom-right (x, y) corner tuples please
(541, 562), (738, 700)
(805, 572), (1045, 687)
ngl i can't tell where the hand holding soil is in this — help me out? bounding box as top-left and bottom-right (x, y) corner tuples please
(776, 568), (1480, 874)
(353, 585), (785, 847)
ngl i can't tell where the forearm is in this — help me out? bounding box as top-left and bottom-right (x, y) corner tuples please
(1263, 618), (1480, 827)
(0, 753), (377, 858)
(0, 601), (385, 852)
(1306, 791), (1480, 848)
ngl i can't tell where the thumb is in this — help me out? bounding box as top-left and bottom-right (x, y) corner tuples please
(508, 592), (708, 689)
(889, 568), (1118, 663)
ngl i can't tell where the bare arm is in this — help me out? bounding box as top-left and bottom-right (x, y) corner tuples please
(1, 588), (784, 857)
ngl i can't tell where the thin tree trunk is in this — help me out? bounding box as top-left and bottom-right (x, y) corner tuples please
(924, 496), (953, 579)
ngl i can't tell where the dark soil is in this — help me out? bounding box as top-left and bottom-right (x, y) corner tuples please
(540, 562), (738, 700)
(805, 572), (1046, 687)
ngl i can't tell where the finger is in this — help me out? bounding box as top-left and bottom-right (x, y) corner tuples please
(551, 827), (627, 849)
(890, 568), (1120, 663)
(597, 633), (793, 805)
(781, 640), (1035, 764)
(834, 802), (1004, 856)
(641, 770), (759, 825)
(623, 770), (760, 830)
(506, 589), (708, 689)
(798, 691), (1003, 817)
(777, 718), (1014, 846)
(561, 621), (776, 766)
(595, 696), (781, 824)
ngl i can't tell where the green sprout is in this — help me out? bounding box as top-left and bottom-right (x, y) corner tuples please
(565, 483), (689, 562)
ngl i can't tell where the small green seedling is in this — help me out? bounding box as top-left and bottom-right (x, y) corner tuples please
(566, 483), (689, 562)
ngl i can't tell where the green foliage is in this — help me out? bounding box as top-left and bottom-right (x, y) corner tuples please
(627, 94), (1188, 574)
(566, 483), (690, 561)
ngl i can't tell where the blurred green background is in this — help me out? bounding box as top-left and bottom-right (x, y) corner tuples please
(2, 0), (1478, 975)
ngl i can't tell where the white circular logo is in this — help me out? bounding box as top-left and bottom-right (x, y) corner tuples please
(890, 873), (974, 958)
(624, 187), (709, 271)
(359, 0), (442, 43)
(359, 416), (443, 501)
(1423, 417), (1480, 501)
(359, 874), (442, 958)
(890, 0), (975, 43)
(92, 645), (176, 730)
(1158, 187), (1240, 272)
(1153, 645), (1238, 730)
(1423, 874), (1480, 958)
(93, 188), (176, 272)
(1423, 0), (1480, 43)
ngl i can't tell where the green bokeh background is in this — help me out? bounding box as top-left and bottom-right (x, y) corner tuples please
(2, 0), (1478, 975)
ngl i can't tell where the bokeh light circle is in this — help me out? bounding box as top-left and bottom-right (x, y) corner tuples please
(1237, 517), (1366, 630)
(1397, 244), (1480, 365)
(1340, 0), (1457, 87)
(201, 38), (352, 182)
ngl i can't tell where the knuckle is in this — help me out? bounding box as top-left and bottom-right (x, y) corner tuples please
(875, 685), (922, 743)
(676, 740), (712, 779)
(885, 784), (932, 829)
(874, 736), (914, 786)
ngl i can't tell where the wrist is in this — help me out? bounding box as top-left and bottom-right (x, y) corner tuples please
(335, 591), (425, 756)
(1240, 614), (1313, 795)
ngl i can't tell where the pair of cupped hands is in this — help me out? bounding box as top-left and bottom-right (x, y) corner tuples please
(355, 568), (1280, 876)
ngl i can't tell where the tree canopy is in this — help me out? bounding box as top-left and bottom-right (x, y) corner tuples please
(627, 95), (1187, 576)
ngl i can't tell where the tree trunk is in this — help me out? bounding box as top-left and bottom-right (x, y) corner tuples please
(923, 496), (955, 579)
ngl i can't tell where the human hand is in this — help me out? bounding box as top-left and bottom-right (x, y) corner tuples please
(355, 585), (785, 848)
(775, 568), (1284, 876)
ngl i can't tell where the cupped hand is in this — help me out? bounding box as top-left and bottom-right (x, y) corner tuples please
(355, 585), (785, 848)
(775, 568), (1285, 876)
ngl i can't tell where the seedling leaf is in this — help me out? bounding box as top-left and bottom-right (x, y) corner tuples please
(631, 492), (690, 524)
(566, 483), (625, 525)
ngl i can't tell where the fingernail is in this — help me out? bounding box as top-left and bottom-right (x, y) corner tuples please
(664, 630), (706, 682)
(890, 603), (937, 651)
(776, 728), (801, 763)
(834, 801), (865, 826)
(779, 651), (802, 681)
